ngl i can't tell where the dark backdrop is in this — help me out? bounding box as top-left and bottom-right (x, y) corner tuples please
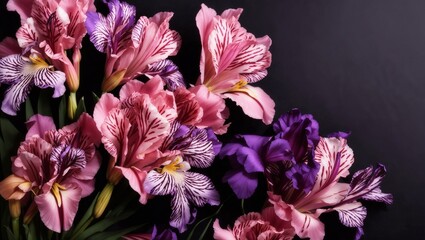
(1, 0), (423, 239)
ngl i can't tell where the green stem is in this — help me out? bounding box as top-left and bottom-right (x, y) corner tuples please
(12, 217), (19, 240)
(70, 217), (93, 240)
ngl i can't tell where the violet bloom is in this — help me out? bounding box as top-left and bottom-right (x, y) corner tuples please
(86, 0), (182, 92)
(0, 114), (101, 232)
(0, 52), (66, 115)
(220, 135), (290, 199)
(272, 109), (320, 193)
(144, 122), (220, 233)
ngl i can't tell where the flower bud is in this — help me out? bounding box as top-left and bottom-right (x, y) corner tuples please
(101, 69), (126, 92)
(9, 200), (21, 219)
(93, 183), (114, 219)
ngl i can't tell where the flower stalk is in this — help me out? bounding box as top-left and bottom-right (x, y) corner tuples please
(9, 200), (21, 240)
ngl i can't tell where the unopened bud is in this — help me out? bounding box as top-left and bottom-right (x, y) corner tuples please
(101, 69), (126, 92)
(9, 200), (21, 218)
(93, 183), (114, 219)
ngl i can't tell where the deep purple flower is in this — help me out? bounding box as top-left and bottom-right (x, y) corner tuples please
(219, 135), (290, 199)
(273, 109), (320, 192)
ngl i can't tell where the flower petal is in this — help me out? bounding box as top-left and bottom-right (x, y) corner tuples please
(224, 85), (275, 125)
(184, 172), (220, 207)
(176, 127), (216, 168)
(25, 114), (56, 139)
(1, 74), (33, 115)
(35, 183), (82, 233)
(223, 170), (258, 199)
(0, 54), (24, 85)
(213, 219), (237, 240)
(33, 67), (66, 98)
(16, 18), (38, 49)
(0, 37), (21, 58)
(93, 93), (120, 130)
(144, 170), (178, 196)
(117, 166), (148, 204)
(312, 137), (354, 192)
(334, 202), (367, 228)
(100, 108), (130, 160)
(170, 187), (191, 233)
(0, 175), (30, 200)
(145, 60), (185, 91)
(174, 87), (203, 125)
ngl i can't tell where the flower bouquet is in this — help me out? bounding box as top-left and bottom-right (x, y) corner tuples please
(0, 0), (392, 239)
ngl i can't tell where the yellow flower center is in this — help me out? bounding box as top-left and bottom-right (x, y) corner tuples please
(51, 183), (66, 207)
(228, 79), (248, 92)
(160, 156), (185, 174)
(29, 53), (49, 68)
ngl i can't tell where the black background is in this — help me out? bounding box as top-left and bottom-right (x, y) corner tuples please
(1, 0), (423, 239)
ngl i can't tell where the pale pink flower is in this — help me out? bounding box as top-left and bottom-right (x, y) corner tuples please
(0, 113), (101, 232)
(195, 4), (275, 125)
(213, 208), (294, 240)
(93, 76), (177, 203)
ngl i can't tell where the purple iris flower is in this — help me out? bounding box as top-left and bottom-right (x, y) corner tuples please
(219, 135), (290, 199)
(273, 109), (320, 192)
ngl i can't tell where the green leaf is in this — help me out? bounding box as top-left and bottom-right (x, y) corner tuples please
(37, 90), (52, 116)
(92, 92), (100, 103)
(23, 222), (37, 240)
(74, 97), (86, 120)
(63, 194), (99, 239)
(3, 226), (15, 240)
(25, 98), (34, 121)
(58, 95), (66, 128)
(87, 224), (145, 240)
(0, 117), (21, 177)
(186, 203), (225, 240)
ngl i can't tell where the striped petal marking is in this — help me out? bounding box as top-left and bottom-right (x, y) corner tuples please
(145, 156), (219, 233)
(0, 54), (25, 85)
(312, 137), (354, 192)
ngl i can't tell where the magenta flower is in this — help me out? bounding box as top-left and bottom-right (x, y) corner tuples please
(0, 52), (66, 115)
(144, 122), (220, 232)
(93, 76), (177, 203)
(267, 137), (393, 240)
(86, 0), (181, 91)
(195, 4), (275, 125)
(0, 113), (101, 232)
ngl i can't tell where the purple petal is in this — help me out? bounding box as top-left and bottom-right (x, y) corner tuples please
(336, 204), (367, 227)
(264, 138), (292, 162)
(184, 172), (220, 207)
(144, 170), (177, 196)
(0, 54), (24, 85)
(152, 226), (177, 240)
(33, 67), (66, 97)
(355, 227), (364, 240)
(50, 145), (87, 177)
(285, 160), (319, 193)
(223, 170), (258, 199)
(207, 128), (222, 155)
(328, 131), (351, 139)
(346, 164), (393, 204)
(170, 187), (191, 233)
(1, 74), (33, 115)
(146, 60), (186, 91)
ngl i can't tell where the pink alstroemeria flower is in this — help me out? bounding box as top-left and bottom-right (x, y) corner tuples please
(195, 4), (275, 125)
(266, 137), (393, 240)
(93, 76), (177, 204)
(8, 0), (96, 92)
(86, 0), (181, 91)
(0, 113), (101, 233)
(213, 207), (295, 240)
